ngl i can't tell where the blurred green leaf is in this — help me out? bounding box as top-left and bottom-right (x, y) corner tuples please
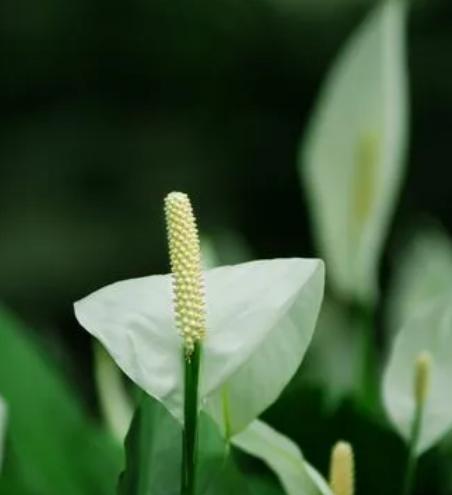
(0, 306), (122, 494)
(300, 0), (408, 305)
(387, 225), (452, 335)
(383, 296), (452, 454)
(232, 419), (332, 495)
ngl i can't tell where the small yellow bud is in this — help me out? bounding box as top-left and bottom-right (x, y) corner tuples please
(414, 351), (432, 406)
(329, 441), (354, 495)
(164, 192), (206, 356)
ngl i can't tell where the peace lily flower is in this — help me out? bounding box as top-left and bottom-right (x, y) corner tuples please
(299, 0), (408, 305)
(383, 296), (452, 456)
(74, 192), (325, 438)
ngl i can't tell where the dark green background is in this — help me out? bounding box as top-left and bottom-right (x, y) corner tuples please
(1, 0), (451, 493)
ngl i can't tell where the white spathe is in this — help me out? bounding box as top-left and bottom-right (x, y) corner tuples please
(232, 419), (332, 495)
(387, 226), (452, 335)
(75, 258), (324, 435)
(300, 0), (408, 304)
(383, 295), (452, 454)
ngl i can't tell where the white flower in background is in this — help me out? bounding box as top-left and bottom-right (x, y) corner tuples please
(387, 225), (452, 335)
(300, 0), (408, 305)
(383, 296), (452, 454)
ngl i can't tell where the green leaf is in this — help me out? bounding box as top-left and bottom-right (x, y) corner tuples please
(203, 453), (252, 495)
(231, 420), (332, 495)
(202, 447), (285, 495)
(205, 454), (284, 495)
(118, 394), (182, 495)
(383, 296), (452, 454)
(300, 0), (408, 305)
(118, 392), (228, 495)
(196, 411), (229, 494)
(248, 477), (285, 495)
(75, 258), (324, 435)
(387, 225), (452, 335)
(0, 306), (122, 495)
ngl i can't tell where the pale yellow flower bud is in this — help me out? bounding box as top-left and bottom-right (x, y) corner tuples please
(164, 192), (206, 356)
(414, 351), (432, 407)
(329, 441), (354, 495)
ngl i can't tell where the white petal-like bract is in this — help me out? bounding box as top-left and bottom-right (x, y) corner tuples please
(75, 258), (324, 433)
(300, 0), (408, 304)
(202, 258), (324, 434)
(383, 296), (452, 454)
(387, 226), (452, 335)
(232, 419), (332, 495)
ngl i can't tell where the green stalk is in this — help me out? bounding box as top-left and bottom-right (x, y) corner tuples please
(181, 343), (201, 495)
(402, 401), (423, 495)
(349, 304), (379, 412)
(360, 305), (376, 405)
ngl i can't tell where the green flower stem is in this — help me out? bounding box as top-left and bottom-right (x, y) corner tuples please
(350, 304), (379, 412)
(363, 310), (380, 411)
(402, 400), (423, 495)
(181, 343), (201, 495)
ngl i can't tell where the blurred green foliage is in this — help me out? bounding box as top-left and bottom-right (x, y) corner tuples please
(0, 306), (122, 494)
